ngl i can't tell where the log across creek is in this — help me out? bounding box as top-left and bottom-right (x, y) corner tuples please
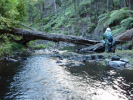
(1, 27), (133, 52)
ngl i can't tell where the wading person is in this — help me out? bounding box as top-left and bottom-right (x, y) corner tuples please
(103, 27), (115, 52)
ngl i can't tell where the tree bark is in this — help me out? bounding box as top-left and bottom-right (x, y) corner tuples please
(1, 28), (133, 52)
(129, 0), (133, 10)
(54, 0), (57, 12)
(0, 28), (100, 45)
(107, 0), (110, 12)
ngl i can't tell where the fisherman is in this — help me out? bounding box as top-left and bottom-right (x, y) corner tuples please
(103, 27), (115, 52)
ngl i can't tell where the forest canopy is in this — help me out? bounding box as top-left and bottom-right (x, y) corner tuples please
(0, 0), (27, 29)
(0, 0), (133, 36)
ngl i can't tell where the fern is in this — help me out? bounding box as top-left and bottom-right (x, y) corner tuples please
(96, 7), (133, 36)
(0, 17), (11, 29)
(104, 7), (133, 27)
(98, 13), (110, 25)
(120, 17), (133, 29)
(112, 26), (126, 36)
(110, 7), (131, 18)
(96, 13), (110, 30)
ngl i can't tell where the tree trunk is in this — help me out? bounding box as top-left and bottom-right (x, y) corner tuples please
(1, 27), (133, 52)
(0, 28), (100, 45)
(129, 0), (133, 10)
(125, 0), (129, 7)
(107, 0), (110, 12)
(54, 0), (57, 12)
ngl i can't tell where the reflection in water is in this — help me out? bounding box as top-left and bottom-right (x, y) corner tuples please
(0, 55), (133, 100)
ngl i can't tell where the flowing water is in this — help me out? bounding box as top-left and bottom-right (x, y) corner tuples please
(0, 50), (133, 100)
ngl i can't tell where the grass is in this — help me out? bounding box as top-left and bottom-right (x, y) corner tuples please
(100, 49), (133, 66)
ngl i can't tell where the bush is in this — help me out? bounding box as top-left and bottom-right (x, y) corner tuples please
(11, 42), (23, 51)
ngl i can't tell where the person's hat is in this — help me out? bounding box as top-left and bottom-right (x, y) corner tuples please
(106, 28), (111, 32)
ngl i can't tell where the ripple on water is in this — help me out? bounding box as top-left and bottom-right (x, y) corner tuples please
(1, 55), (133, 100)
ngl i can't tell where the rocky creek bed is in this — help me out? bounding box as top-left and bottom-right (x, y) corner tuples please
(1, 41), (133, 70)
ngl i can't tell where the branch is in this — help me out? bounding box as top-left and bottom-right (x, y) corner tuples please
(19, 23), (35, 31)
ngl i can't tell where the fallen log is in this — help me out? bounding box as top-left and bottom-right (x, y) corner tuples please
(79, 28), (133, 52)
(1, 27), (133, 52)
(0, 28), (101, 45)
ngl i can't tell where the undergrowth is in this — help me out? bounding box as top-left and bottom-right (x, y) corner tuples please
(0, 34), (26, 57)
(28, 40), (54, 49)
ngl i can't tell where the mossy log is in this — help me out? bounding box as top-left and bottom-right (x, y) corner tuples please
(1, 28), (133, 52)
(0, 28), (101, 45)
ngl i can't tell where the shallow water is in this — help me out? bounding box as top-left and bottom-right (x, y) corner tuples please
(0, 52), (133, 100)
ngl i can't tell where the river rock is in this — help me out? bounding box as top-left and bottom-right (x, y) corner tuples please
(18, 57), (27, 60)
(4, 57), (18, 62)
(56, 60), (62, 63)
(72, 63), (85, 67)
(65, 62), (75, 66)
(111, 55), (120, 61)
(108, 61), (126, 68)
(84, 55), (92, 60)
(91, 55), (96, 60)
(97, 55), (105, 59)
(120, 58), (129, 63)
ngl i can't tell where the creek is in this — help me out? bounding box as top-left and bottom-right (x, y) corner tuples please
(0, 45), (133, 100)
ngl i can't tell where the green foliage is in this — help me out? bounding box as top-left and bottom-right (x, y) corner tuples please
(0, 33), (25, 57)
(97, 7), (133, 36)
(104, 8), (132, 27)
(43, 17), (51, 24)
(0, 17), (11, 29)
(111, 25), (126, 35)
(97, 13), (110, 27)
(0, 0), (27, 20)
(88, 23), (96, 32)
(0, 41), (24, 56)
(0, 0), (27, 29)
(11, 42), (23, 51)
(78, 1), (91, 16)
(120, 17), (133, 29)
(28, 40), (54, 49)
(53, 16), (66, 29)
(97, 8), (133, 27)
(110, 17), (133, 35)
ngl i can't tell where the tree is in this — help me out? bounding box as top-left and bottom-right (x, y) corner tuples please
(0, 0), (26, 20)
(0, 0), (27, 29)
(129, 0), (133, 10)
(54, 0), (57, 12)
(107, 0), (110, 12)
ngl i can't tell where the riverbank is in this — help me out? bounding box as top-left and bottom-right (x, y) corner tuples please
(1, 40), (133, 70)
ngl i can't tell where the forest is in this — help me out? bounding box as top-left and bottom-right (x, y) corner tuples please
(0, 0), (133, 56)
(1, 1), (133, 99)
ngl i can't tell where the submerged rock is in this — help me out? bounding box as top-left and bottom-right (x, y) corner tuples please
(109, 61), (126, 68)
(107, 60), (132, 69)
(120, 58), (129, 63)
(4, 57), (18, 62)
(56, 60), (62, 63)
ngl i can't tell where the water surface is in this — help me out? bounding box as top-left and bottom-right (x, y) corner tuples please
(0, 53), (133, 100)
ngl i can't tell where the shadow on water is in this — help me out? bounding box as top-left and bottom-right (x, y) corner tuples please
(0, 60), (21, 99)
(0, 51), (133, 99)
